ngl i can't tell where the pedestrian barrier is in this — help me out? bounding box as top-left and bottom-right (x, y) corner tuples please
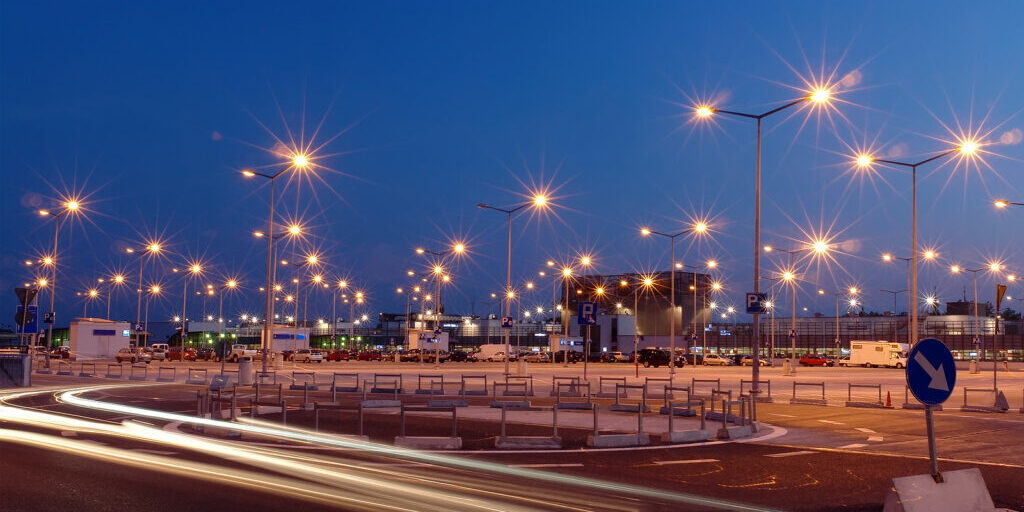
(395, 404), (461, 450)
(428, 378), (468, 408)
(129, 363), (149, 381)
(901, 385), (940, 410)
(210, 374), (233, 391)
(331, 373), (359, 395)
(740, 379), (772, 403)
(662, 396), (712, 443)
(495, 405), (561, 449)
(185, 367), (208, 385)
(156, 366), (176, 382)
(222, 369), (239, 384)
(254, 382), (283, 404)
(660, 386), (697, 416)
(290, 371), (319, 391)
(551, 375), (582, 397)
(35, 358), (52, 375)
(706, 389), (738, 423)
(789, 381), (827, 405)
(596, 376), (628, 398)
(586, 403), (649, 448)
(415, 374), (446, 394)
(1020, 387), (1023, 414)
(209, 385), (239, 422)
(56, 361), (73, 376)
(610, 384), (650, 413)
(371, 373), (404, 394)
(251, 383), (287, 422)
(313, 402), (361, 437)
(845, 383), (885, 408)
(961, 387), (1008, 413)
(555, 381), (593, 410)
(357, 393), (402, 436)
(490, 380), (531, 408)
(644, 377), (673, 400)
(460, 374), (488, 396)
(255, 371), (277, 385)
(78, 362), (97, 377)
(717, 394), (753, 439)
(503, 375), (534, 396)
(362, 379), (400, 400)
(691, 378), (721, 399)
(105, 363), (123, 379)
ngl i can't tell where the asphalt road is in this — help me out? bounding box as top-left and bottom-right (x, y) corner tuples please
(2, 374), (1022, 511)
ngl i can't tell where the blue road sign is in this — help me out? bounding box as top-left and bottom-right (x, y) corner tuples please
(134, 323), (144, 332)
(745, 293), (768, 314)
(43, 311), (55, 324)
(433, 327), (442, 335)
(16, 305), (38, 335)
(788, 329), (797, 339)
(577, 301), (597, 325)
(500, 316), (514, 329)
(906, 338), (957, 406)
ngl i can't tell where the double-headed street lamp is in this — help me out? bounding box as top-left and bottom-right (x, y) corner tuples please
(178, 263), (203, 347)
(37, 199), (81, 350)
(764, 241), (829, 368)
(416, 244), (464, 369)
(855, 141), (979, 347)
(695, 87), (836, 415)
(950, 262), (1003, 355)
(127, 243), (162, 347)
(640, 221), (708, 375)
(97, 274), (126, 320)
(822, 287), (859, 351)
(993, 200), (1023, 209)
(478, 194), (548, 375)
(243, 155), (310, 373)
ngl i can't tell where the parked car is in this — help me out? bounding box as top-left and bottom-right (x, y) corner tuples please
(49, 346), (71, 359)
(636, 348), (672, 368)
(552, 351), (583, 363)
(702, 353), (732, 366)
(195, 347), (215, 361)
(602, 351), (626, 363)
(684, 354), (704, 365)
(150, 347), (167, 361)
(447, 350), (478, 362)
(524, 352), (550, 363)
(292, 349), (324, 363)
(799, 353), (834, 367)
(837, 356), (851, 367)
(486, 351), (510, 362)
(356, 350), (384, 361)
(740, 355), (770, 366)
(325, 349), (350, 362)
(115, 347), (152, 364)
(226, 344), (257, 362)
(166, 347), (197, 361)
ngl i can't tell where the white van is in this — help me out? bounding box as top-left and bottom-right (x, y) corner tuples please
(846, 341), (909, 368)
(475, 344), (508, 362)
(150, 343), (169, 352)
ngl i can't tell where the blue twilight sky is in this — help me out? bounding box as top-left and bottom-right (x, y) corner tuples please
(2, 1), (1023, 326)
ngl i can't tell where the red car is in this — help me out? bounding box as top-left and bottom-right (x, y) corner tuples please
(798, 353), (834, 367)
(325, 349), (350, 362)
(356, 350), (383, 361)
(167, 347), (197, 361)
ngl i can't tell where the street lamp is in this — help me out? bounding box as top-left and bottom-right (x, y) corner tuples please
(128, 242), (162, 348)
(415, 244), (465, 368)
(178, 263), (203, 348)
(478, 194), (549, 375)
(763, 240), (832, 368)
(242, 154), (311, 373)
(640, 221), (709, 375)
(854, 140), (980, 347)
(695, 88), (838, 415)
(950, 262), (1005, 393)
(36, 198), (82, 352)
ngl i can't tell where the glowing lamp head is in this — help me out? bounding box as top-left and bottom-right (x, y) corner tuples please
(595, 287), (605, 295)
(643, 278), (654, 287)
(288, 224), (301, 235)
(442, 275), (450, 282)
(38, 279), (48, 287)
(856, 155), (873, 167)
(88, 289), (98, 297)
(711, 282), (721, 291)
(114, 275), (124, 283)
(306, 255), (318, 264)
(848, 287), (859, 294)
(38, 209), (50, 216)
(782, 271), (795, 281)
(693, 222), (708, 233)
(707, 260), (717, 268)
(989, 262), (1002, 272)
(151, 285), (160, 293)
(148, 243), (160, 252)
(507, 291), (515, 299)
(809, 88), (831, 103)
(763, 245), (773, 253)
(958, 141), (979, 155)
(640, 228), (651, 236)
(453, 243), (465, 253)
(433, 265), (443, 275)
(923, 250), (936, 260)
(994, 200), (1008, 208)
(580, 256), (591, 266)
(950, 265), (961, 273)
(882, 253), (892, 262)
(242, 170), (256, 177)
(695, 106), (714, 118)
(818, 289), (826, 295)
(532, 195), (547, 206)
(292, 155), (309, 167)
(65, 200), (80, 211)
(312, 275), (322, 283)
(619, 280), (628, 287)
(43, 257), (53, 265)
(546, 260), (555, 267)
(190, 264), (201, 274)
(812, 240), (829, 254)
(562, 267), (572, 277)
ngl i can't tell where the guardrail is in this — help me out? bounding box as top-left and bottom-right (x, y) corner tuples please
(460, 374), (488, 396)
(961, 387), (1006, 413)
(415, 374), (446, 395)
(551, 375), (582, 396)
(331, 373), (359, 395)
(611, 384), (649, 413)
(371, 373), (403, 394)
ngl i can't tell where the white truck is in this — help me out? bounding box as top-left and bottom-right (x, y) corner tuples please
(226, 344), (258, 362)
(845, 341), (909, 368)
(476, 344), (509, 362)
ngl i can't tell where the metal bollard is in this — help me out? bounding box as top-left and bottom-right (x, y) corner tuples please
(282, 399), (288, 425)
(699, 399), (706, 430)
(500, 405), (507, 438)
(552, 406), (558, 438)
(230, 392), (237, 421)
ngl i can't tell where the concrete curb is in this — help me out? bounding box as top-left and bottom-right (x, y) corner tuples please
(586, 433), (650, 448)
(660, 429), (714, 443)
(394, 436), (462, 450)
(495, 436), (562, 449)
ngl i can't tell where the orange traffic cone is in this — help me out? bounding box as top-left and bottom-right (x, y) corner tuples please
(885, 391), (893, 408)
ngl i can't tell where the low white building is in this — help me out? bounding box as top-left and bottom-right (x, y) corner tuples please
(69, 318), (131, 359)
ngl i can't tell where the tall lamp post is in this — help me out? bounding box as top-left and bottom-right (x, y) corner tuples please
(478, 195), (548, 375)
(242, 154), (310, 374)
(764, 241), (829, 368)
(679, 259), (718, 363)
(416, 244), (465, 368)
(178, 264), (203, 348)
(881, 288), (908, 342)
(854, 141), (980, 347)
(640, 222), (708, 375)
(950, 262), (1003, 393)
(128, 243), (162, 348)
(37, 200), (81, 352)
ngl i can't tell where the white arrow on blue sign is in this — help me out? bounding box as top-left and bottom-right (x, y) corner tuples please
(906, 338), (957, 406)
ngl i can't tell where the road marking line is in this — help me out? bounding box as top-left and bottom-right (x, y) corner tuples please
(60, 431), (77, 437)
(818, 420), (844, 425)
(649, 459), (719, 465)
(867, 436), (884, 442)
(135, 449), (177, 455)
(838, 443), (867, 449)
(855, 427), (876, 434)
(510, 463), (584, 468)
(767, 413), (796, 417)
(765, 450), (817, 458)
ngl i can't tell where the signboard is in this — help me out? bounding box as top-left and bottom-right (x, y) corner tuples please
(134, 323), (144, 332)
(788, 329), (797, 339)
(906, 338), (956, 406)
(15, 305), (38, 334)
(577, 301), (597, 325)
(500, 316), (513, 329)
(745, 293), (768, 314)
(43, 311), (55, 324)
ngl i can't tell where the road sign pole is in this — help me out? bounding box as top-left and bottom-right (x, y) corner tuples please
(925, 404), (940, 481)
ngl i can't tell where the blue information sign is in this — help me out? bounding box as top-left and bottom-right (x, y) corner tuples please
(16, 305), (38, 335)
(577, 301), (597, 325)
(745, 293), (768, 314)
(500, 316), (513, 329)
(906, 338), (956, 406)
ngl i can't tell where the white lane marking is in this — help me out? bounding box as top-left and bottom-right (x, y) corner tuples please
(60, 431), (77, 437)
(510, 463), (584, 468)
(855, 427), (876, 434)
(818, 420), (844, 425)
(765, 450), (817, 458)
(134, 448), (177, 455)
(767, 413), (796, 417)
(838, 443), (867, 449)
(649, 459), (719, 465)
(867, 436), (884, 442)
